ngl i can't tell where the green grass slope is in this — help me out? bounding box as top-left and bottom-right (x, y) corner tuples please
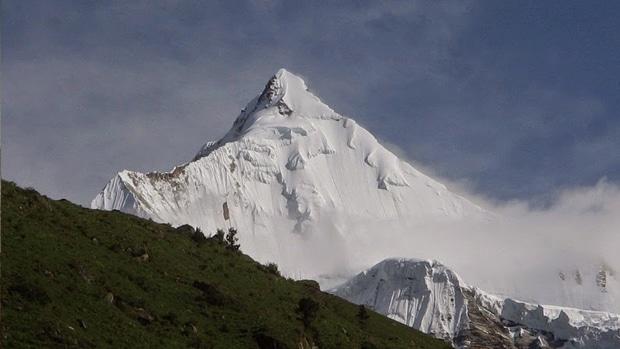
(1, 181), (451, 349)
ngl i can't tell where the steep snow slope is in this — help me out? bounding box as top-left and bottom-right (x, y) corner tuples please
(333, 258), (620, 349)
(92, 69), (485, 281)
(330, 258), (469, 341)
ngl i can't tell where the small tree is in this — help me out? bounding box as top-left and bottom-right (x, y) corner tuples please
(212, 229), (225, 244)
(192, 227), (207, 244)
(357, 304), (370, 326)
(265, 262), (280, 276)
(225, 228), (240, 251)
(297, 297), (319, 327)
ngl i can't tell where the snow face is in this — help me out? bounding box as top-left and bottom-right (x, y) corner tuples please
(333, 258), (620, 349)
(92, 69), (485, 283)
(92, 172), (142, 215)
(332, 258), (469, 341)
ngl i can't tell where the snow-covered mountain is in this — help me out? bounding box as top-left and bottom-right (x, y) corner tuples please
(333, 258), (620, 349)
(92, 68), (485, 280)
(92, 69), (617, 315)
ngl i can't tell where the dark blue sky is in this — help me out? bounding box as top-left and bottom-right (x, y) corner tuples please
(3, 1), (620, 206)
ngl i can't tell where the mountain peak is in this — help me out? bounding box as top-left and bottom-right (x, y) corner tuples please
(211, 69), (338, 144)
(192, 69), (338, 160)
(253, 68), (334, 118)
(274, 68), (307, 90)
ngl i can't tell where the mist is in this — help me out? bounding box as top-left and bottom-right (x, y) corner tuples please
(285, 178), (620, 313)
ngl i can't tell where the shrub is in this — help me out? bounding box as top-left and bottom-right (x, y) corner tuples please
(212, 229), (225, 244)
(225, 228), (240, 251)
(265, 262), (280, 276)
(297, 297), (319, 327)
(192, 280), (231, 306)
(191, 228), (207, 244)
(357, 305), (370, 326)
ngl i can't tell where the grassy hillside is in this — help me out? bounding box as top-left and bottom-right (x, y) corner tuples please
(1, 181), (451, 349)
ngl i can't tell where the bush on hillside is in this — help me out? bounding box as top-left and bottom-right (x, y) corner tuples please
(212, 229), (226, 243)
(265, 262), (280, 276)
(297, 297), (319, 327)
(225, 228), (240, 251)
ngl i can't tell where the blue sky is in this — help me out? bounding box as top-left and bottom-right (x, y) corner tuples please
(3, 1), (620, 206)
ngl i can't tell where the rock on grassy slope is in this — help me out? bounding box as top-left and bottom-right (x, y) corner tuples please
(1, 180), (450, 349)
